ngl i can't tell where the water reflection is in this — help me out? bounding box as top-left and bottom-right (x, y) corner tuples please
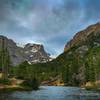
(0, 86), (100, 100)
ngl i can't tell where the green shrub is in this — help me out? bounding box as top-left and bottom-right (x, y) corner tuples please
(20, 78), (39, 90)
(0, 79), (11, 85)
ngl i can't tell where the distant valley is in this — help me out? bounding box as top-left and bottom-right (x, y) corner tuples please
(0, 23), (100, 90)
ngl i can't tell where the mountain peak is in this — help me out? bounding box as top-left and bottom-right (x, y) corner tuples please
(64, 22), (100, 52)
(0, 36), (51, 65)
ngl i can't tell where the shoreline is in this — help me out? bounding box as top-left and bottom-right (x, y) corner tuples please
(0, 80), (100, 92)
(0, 85), (99, 93)
(0, 84), (33, 92)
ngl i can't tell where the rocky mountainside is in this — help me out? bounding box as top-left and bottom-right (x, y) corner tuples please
(64, 23), (100, 52)
(55, 23), (100, 85)
(24, 43), (51, 63)
(0, 36), (51, 66)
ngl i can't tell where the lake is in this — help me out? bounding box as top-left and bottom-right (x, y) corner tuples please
(0, 86), (100, 100)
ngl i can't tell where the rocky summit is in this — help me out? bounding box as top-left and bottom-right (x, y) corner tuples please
(64, 23), (100, 52)
(24, 43), (51, 63)
(0, 36), (51, 66)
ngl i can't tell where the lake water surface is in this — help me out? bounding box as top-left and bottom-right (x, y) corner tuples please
(0, 86), (100, 100)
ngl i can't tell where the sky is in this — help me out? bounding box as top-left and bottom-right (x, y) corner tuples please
(0, 0), (100, 57)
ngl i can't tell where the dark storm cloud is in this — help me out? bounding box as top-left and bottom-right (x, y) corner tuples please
(0, 0), (100, 57)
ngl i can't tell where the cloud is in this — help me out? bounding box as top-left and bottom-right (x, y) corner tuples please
(0, 0), (100, 57)
(83, 0), (100, 22)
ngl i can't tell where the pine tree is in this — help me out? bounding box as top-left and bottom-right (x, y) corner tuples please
(1, 38), (11, 80)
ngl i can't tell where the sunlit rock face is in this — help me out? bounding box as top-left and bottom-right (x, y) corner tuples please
(0, 36), (51, 66)
(24, 43), (51, 63)
(64, 23), (100, 52)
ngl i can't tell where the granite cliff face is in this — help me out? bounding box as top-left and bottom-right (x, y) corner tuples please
(0, 36), (51, 66)
(24, 43), (51, 63)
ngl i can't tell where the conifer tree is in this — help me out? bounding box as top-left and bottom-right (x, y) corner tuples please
(1, 38), (11, 80)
